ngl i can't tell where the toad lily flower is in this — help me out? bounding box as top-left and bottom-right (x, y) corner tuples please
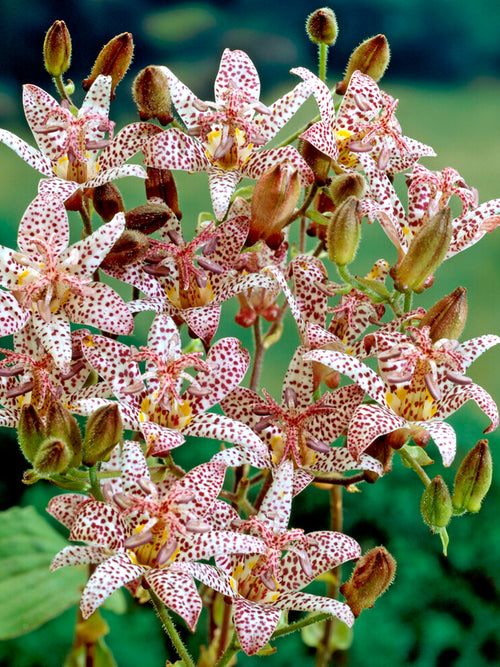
(73, 313), (254, 456)
(175, 461), (360, 655)
(305, 327), (500, 466)
(220, 347), (382, 477)
(0, 328), (94, 427)
(143, 49), (314, 219)
(360, 153), (500, 263)
(121, 201), (277, 343)
(0, 193), (133, 370)
(0, 75), (158, 189)
(49, 442), (266, 627)
(292, 67), (435, 174)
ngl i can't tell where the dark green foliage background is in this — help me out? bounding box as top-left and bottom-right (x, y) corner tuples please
(0, 2), (499, 665)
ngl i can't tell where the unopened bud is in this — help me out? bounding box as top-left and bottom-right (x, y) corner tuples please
(43, 21), (72, 77)
(18, 404), (46, 463)
(247, 161), (301, 249)
(392, 207), (453, 293)
(420, 475), (453, 531)
(336, 34), (390, 95)
(452, 439), (492, 514)
(298, 137), (331, 185)
(133, 66), (173, 126)
(329, 172), (366, 205)
(306, 8), (338, 46)
(101, 230), (150, 271)
(125, 202), (173, 236)
(340, 546), (396, 617)
(82, 404), (123, 466)
(82, 33), (134, 99)
(326, 196), (362, 266)
(419, 287), (467, 343)
(145, 168), (182, 220)
(33, 438), (73, 475)
(45, 401), (82, 467)
(92, 183), (125, 222)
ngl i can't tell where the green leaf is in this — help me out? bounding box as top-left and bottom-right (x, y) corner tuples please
(63, 638), (118, 667)
(302, 617), (353, 651)
(0, 506), (85, 639)
(400, 445), (434, 467)
(355, 275), (391, 299)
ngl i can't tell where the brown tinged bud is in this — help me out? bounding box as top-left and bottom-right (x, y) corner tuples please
(92, 183), (125, 222)
(329, 172), (366, 205)
(125, 202), (173, 236)
(452, 439), (492, 514)
(392, 207), (453, 294)
(45, 401), (82, 467)
(419, 287), (467, 343)
(306, 8), (338, 46)
(340, 546), (396, 617)
(145, 168), (182, 220)
(298, 137), (331, 186)
(33, 438), (74, 475)
(100, 229), (150, 271)
(326, 196), (362, 266)
(420, 475), (453, 531)
(336, 34), (390, 95)
(82, 33), (134, 99)
(82, 404), (123, 466)
(18, 404), (46, 464)
(246, 161), (301, 249)
(133, 66), (173, 126)
(43, 21), (72, 77)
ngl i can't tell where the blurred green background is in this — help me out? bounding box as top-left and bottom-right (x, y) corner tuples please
(0, 1), (499, 666)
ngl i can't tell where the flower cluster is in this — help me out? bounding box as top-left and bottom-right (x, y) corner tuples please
(1, 11), (498, 666)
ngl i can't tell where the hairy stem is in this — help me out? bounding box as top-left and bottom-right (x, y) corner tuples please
(149, 589), (195, 667)
(250, 317), (265, 392)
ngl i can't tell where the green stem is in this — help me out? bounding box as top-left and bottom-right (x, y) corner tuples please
(79, 200), (94, 238)
(404, 291), (413, 313)
(318, 43), (328, 82)
(397, 447), (431, 486)
(53, 74), (74, 107)
(250, 317), (265, 392)
(287, 183), (318, 227)
(88, 465), (105, 501)
(214, 630), (240, 667)
(149, 589), (195, 666)
(272, 611), (332, 639)
(315, 485), (343, 667)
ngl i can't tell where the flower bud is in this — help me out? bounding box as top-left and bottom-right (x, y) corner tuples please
(132, 66), (173, 126)
(247, 162), (301, 249)
(329, 172), (366, 205)
(43, 21), (72, 77)
(326, 196), (362, 266)
(100, 230), (150, 271)
(306, 8), (338, 46)
(33, 438), (73, 475)
(452, 439), (492, 514)
(82, 33), (134, 99)
(92, 183), (125, 222)
(392, 207), (453, 293)
(336, 34), (390, 95)
(420, 475), (453, 531)
(340, 546), (396, 617)
(125, 202), (173, 236)
(82, 404), (123, 466)
(45, 401), (82, 467)
(18, 404), (46, 464)
(145, 168), (182, 220)
(298, 137), (331, 185)
(418, 287), (467, 343)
